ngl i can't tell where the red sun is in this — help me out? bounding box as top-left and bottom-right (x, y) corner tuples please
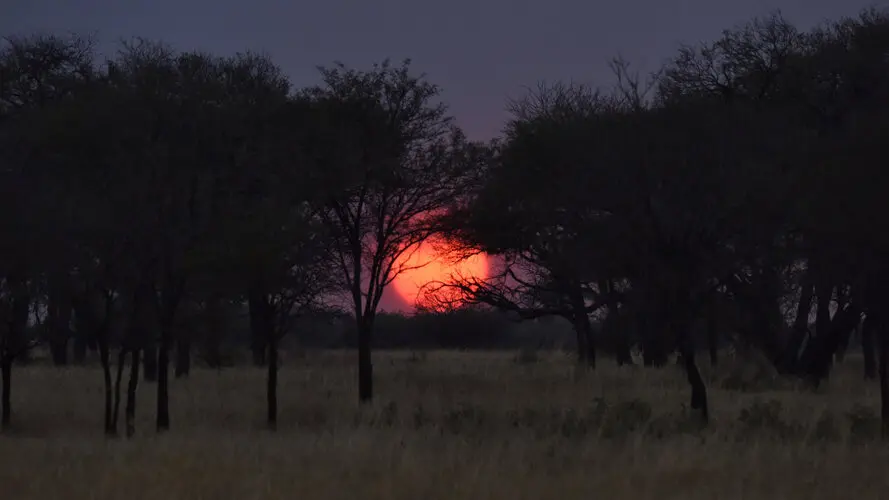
(392, 242), (489, 310)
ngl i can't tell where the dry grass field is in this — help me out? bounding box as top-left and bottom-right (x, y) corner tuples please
(1, 349), (888, 499)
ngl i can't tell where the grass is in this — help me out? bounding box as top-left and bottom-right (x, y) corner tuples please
(1, 349), (889, 499)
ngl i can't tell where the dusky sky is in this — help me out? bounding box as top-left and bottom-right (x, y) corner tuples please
(3, 0), (881, 140)
(2, 0), (882, 311)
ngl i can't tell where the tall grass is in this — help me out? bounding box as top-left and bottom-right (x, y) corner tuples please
(1, 350), (888, 499)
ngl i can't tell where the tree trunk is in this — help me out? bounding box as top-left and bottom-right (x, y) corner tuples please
(572, 315), (589, 365)
(600, 279), (632, 366)
(642, 311), (669, 368)
(1, 275), (29, 431)
(835, 316), (856, 363)
(249, 292), (279, 429)
(682, 344), (708, 424)
(47, 292), (72, 367)
(815, 280), (834, 327)
(879, 316), (889, 440)
(863, 315), (878, 380)
(98, 333), (115, 436)
(0, 355), (10, 431)
(126, 349), (140, 438)
(707, 299), (719, 367)
(834, 286), (851, 363)
(175, 337), (190, 378)
(358, 314), (374, 403)
(73, 335), (88, 364)
(267, 334), (278, 430)
(111, 348), (126, 434)
(205, 338), (222, 369)
(143, 339), (158, 382)
(203, 296), (223, 369)
(779, 277), (814, 373)
(803, 303), (862, 386)
(569, 284), (595, 369)
(48, 336), (69, 366)
(614, 327), (634, 367)
(156, 322), (171, 432)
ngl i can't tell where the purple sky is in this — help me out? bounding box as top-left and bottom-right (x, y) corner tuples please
(3, 0), (881, 312)
(4, 0), (880, 141)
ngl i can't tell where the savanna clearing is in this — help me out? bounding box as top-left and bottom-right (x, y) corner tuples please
(1, 350), (888, 500)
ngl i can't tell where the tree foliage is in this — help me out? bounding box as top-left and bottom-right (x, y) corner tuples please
(4, 7), (889, 438)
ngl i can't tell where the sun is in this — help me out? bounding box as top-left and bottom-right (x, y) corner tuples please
(392, 242), (489, 310)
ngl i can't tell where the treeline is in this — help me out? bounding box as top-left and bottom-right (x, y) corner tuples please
(432, 9), (889, 432)
(3, 7), (889, 438)
(0, 34), (483, 434)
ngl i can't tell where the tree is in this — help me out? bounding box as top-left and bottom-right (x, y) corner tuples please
(426, 82), (621, 367)
(200, 63), (336, 427)
(304, 60), (478, 402)
(0, 33), (96, 430)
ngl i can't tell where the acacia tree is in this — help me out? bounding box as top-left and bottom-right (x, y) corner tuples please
(97, 40), (231, 432)
(427, 83), (627, 367)
(304, 60), (478, 402)
(202, 69), (337, 427)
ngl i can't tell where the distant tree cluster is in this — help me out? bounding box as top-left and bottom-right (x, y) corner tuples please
(3, 7), (889, 439)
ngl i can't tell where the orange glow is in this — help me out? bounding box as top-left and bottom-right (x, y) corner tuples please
(392, 242), (489, 309)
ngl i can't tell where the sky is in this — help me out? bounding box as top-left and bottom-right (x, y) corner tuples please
(2, 0), (882, 312)
(3, 0), (882, 141)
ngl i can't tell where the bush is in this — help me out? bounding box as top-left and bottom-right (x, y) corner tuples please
(736, 399), (804, 441)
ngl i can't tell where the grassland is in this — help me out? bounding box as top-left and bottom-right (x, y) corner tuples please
(1, 350), (888, 499)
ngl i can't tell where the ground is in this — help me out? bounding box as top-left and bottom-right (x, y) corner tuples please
(1, 350), (888, 499)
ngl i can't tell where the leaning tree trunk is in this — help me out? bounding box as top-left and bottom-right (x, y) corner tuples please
(680, 340), (708, 424)
(111, 348), (127, 434)
(674, 290), (708, 424)
(98, 331), (115, 436)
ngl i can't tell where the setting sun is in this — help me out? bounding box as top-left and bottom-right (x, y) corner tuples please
(392, 242), (489, 310)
